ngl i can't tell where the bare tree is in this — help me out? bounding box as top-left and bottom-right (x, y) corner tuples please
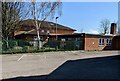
(98, 19), (110, 35)
(2, 2), (28, 39)
(2, 1), (29, 48)
(30, 0), (62, 49)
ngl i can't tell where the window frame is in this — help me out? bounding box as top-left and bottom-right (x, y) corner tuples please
(47, 30), (50, 34)
(99, 38), (104, 46)
(106, 39), (112, 46)
(42, 29), (44, 32)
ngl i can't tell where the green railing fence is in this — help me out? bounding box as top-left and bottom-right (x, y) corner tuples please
(1, 39), (83, 54)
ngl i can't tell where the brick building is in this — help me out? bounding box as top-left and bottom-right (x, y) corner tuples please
(84, 23), (120, 50)
(14, 19), (76, 41)
(14, 19), (120, 50)
(49, 23), (120, 50)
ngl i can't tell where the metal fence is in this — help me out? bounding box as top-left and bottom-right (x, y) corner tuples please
(2, 39), (83, 54)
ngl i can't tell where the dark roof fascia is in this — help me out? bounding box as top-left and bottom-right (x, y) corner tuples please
(49, 33), (85, 38)
(64, 33), (114, 38)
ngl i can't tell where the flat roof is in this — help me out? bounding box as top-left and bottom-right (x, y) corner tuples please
(50, 33), (115, 38)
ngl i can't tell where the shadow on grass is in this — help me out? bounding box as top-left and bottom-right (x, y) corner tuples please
(2, 55), (120, 81)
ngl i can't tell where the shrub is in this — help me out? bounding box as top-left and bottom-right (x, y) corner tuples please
(9, 40), (18, 48)
(22, 46), (30, 52)
(18, 40), (30, 47)
(2, 40), (7, 51)
(13, 46), (22, 50)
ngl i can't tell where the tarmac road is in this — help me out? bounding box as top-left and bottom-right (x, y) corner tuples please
(1, 51), (120, 81)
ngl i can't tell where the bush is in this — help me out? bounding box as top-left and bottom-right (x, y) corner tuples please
(22, 46), (30, 52)
(18, 40), (30, 47)
(2, 40), (7, 51)
(59, 41), (66, 50)
(9, 40), (18, 48)
(13, 46), (22, 50)
(2, 46), (23, 54)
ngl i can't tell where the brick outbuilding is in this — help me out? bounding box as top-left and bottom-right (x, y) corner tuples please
(50, 23), (120, 50)
(50, 33), (120, 50)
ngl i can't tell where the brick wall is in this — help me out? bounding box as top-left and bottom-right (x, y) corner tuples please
(15, 26), (75, 41)
(112, 37), (120, 50)
(84, 38), (113, 51)
(15, 26), (74, 36)
(50, 29), (74, 35)
(39, 27), (74, 35)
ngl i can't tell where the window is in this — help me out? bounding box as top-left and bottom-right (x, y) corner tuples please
(40, 36), (43, 41)
(42, 29), (44, 32)
(61, 39), (65, 41)
(99, 38), (104, 45)
(34, 36), (43, 41)
(34, 36), (37, 40)
(106, 39), (112, 46)
(47, 30), (50, 34)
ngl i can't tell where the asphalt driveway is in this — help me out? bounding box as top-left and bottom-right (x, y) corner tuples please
(1, 51), (120, 81)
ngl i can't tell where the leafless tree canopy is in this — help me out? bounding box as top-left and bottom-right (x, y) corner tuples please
(30, 0), (62, 22)
(2, 2), (28, 39)
(2, 1), (62, 40)
(98, 19), (110, 35)
(29, 0), (62, 49)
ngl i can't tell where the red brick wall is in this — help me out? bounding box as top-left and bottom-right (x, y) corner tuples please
(15, 26), (75, 41)
(112, 38), (120, 50)
(15, 35), (34, 40)
(50, 29), (74, 35)
(116, 39), (120, 50)
(39, 27), (74, 35)
(15, 26), (75, 35)
(84, 38), (113, 51)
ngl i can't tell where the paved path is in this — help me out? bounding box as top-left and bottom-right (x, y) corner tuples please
(1, 51), (120, 80)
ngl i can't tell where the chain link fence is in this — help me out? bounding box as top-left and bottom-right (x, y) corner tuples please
(2, 39), (83, 54)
